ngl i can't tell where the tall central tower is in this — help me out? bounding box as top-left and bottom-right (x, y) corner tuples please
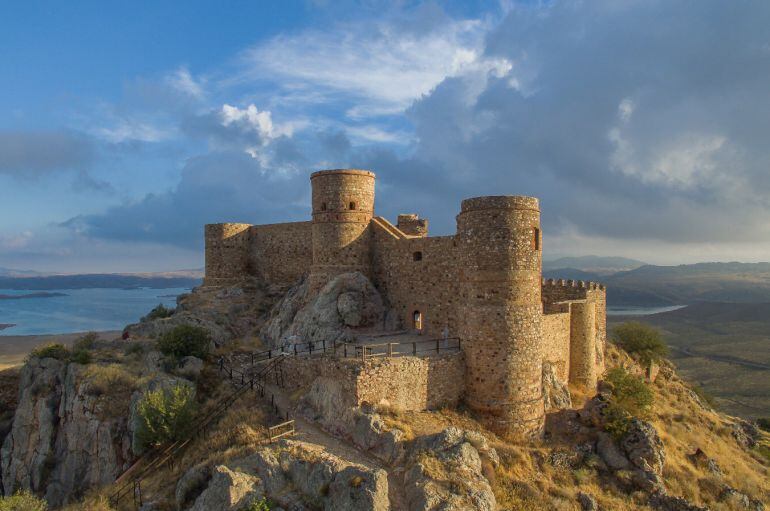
(456, 196), (545, 440)
(309, 169), (375, 290)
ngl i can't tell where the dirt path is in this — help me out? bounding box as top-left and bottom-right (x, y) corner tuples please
(261, 381), (409, 510)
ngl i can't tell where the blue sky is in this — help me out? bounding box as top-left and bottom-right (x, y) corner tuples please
(2, 0), (770, 272)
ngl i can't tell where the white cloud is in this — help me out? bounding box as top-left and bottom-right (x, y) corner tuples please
(95, 120), (171, 143)
(609, 128), (728, 189)
(236, 16), (509, 117)
(165, 67), (205, 100)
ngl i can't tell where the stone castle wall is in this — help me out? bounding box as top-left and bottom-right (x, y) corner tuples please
(280, 354), (465, 411)
(250, 221), (313, 286)
(204, 223), (251, 286)
(542, 308), (571, 381)
(371, 223), (460, 336)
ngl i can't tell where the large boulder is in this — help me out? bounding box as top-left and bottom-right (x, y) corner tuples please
(209, 440), (389, 511)
(543, 362), (572, 411)
(261, 272), (387, 348)
(621, 419), (665, 475)
(188, 465), (262, 511)
(404, 427), (497, 511)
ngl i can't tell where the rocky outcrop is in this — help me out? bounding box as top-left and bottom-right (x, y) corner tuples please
(404, 427), (497, 511)
(1, 358), (133, 507)
(126, 283), (279, 344)
(186, 440), (389, 511)
(188, 466), (262, 511)
(621, 419), (665, 476)
(261, 272), (388, 348)
(543, 362), (572, 411)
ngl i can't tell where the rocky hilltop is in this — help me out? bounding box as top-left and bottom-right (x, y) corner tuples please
(0, 277), (768, 510)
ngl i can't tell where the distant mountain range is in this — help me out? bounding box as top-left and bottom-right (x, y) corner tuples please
(543, 256), (647, 275)
(0, 269), (203, 290)
(545, 260), (770, 306)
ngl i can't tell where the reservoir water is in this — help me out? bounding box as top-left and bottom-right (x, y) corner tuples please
(0, 287), (191, 336)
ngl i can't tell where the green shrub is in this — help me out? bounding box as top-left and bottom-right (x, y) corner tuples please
(241, 497), (272, 511)
(756, 417), (770, 432)
(71, 350), (92, 365)
(612, 322), (669, 365)
(135, 384), (197, 450)
(144, 303), (175, 321)
(603, 366), (654, 438)
(28, 343), (70, 361)
(156, 325), (211, 359)
(72, 332), (99, 352)
(0, 490), (48, 511)
(124, 342), (146, 356)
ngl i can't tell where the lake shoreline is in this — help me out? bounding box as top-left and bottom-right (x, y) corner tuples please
(0, 330), (121, 370)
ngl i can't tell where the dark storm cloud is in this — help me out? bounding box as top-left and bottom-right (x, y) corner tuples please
(357, 0), (770, 243)
(0, 131), (94, 177)
(62, 151), (310, 248)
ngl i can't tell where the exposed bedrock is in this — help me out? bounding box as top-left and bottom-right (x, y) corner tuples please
(261, 272), (390, 348)
(0, 358), (133, 507)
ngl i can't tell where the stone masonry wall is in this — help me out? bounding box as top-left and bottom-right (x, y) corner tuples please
(279, 353), (465, 411)
(355, 353), (465, 411)
(542, 310), (571, 382)
(204, 223), (252, 286)
(371, 225), (460, 336)
(250, 221), (313, 286)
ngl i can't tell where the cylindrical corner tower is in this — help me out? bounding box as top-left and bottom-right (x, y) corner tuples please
(456, 196), (545, 440)
(203, 223), (252, 286)
(569, 301), (597, 389)
(310, 169), (375, 288)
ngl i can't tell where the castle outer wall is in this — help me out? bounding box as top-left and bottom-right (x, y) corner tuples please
(203, 169), (606, 440)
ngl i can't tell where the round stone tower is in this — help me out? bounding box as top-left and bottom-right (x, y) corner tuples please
(310, 169), (376, 288)
(456, 196), (545, 440)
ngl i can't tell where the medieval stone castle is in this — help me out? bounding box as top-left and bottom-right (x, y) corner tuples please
(204, 169), (606, 440)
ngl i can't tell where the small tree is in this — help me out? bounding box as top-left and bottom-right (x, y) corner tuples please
(603, 366), (654, 438)
(612, 322), (669, 365)
(156, 325), (211, 359)
(135, 384), (197, 450)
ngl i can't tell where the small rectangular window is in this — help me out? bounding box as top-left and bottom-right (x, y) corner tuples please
(534, 228), (540, 250)
(349, 201), (356, 210)
(413, 251), (423, 261)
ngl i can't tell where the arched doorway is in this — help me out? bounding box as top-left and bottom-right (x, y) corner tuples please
(413, 310), (423, 332)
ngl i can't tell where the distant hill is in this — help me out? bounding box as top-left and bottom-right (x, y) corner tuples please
(543, 255), (646, 275)
(0, 272), (202, 290)
(0, 267), (44, 277)
(544, 261), (770, 306)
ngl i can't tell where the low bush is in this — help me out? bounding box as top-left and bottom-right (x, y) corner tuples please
(71, 350), (92, 365)
(83, 364), (139, 397)
(124, 342), (146, 356)
(72, 332), (100, 351)
(28, 343), (70, 361)
(0, 490), (48, 511)
(756, 417), (770, 432)
(611, 322), (669, 365)
(144, 303), (175, 322)
(135, 383), (197, 450)
(241, 498), (272, 511)
(156, 325), (211, 359)
(602, 366), (654, 438)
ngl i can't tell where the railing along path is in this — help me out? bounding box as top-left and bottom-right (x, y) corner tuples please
(109, 354), (293, 509)
(109, 335), (459, 508)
